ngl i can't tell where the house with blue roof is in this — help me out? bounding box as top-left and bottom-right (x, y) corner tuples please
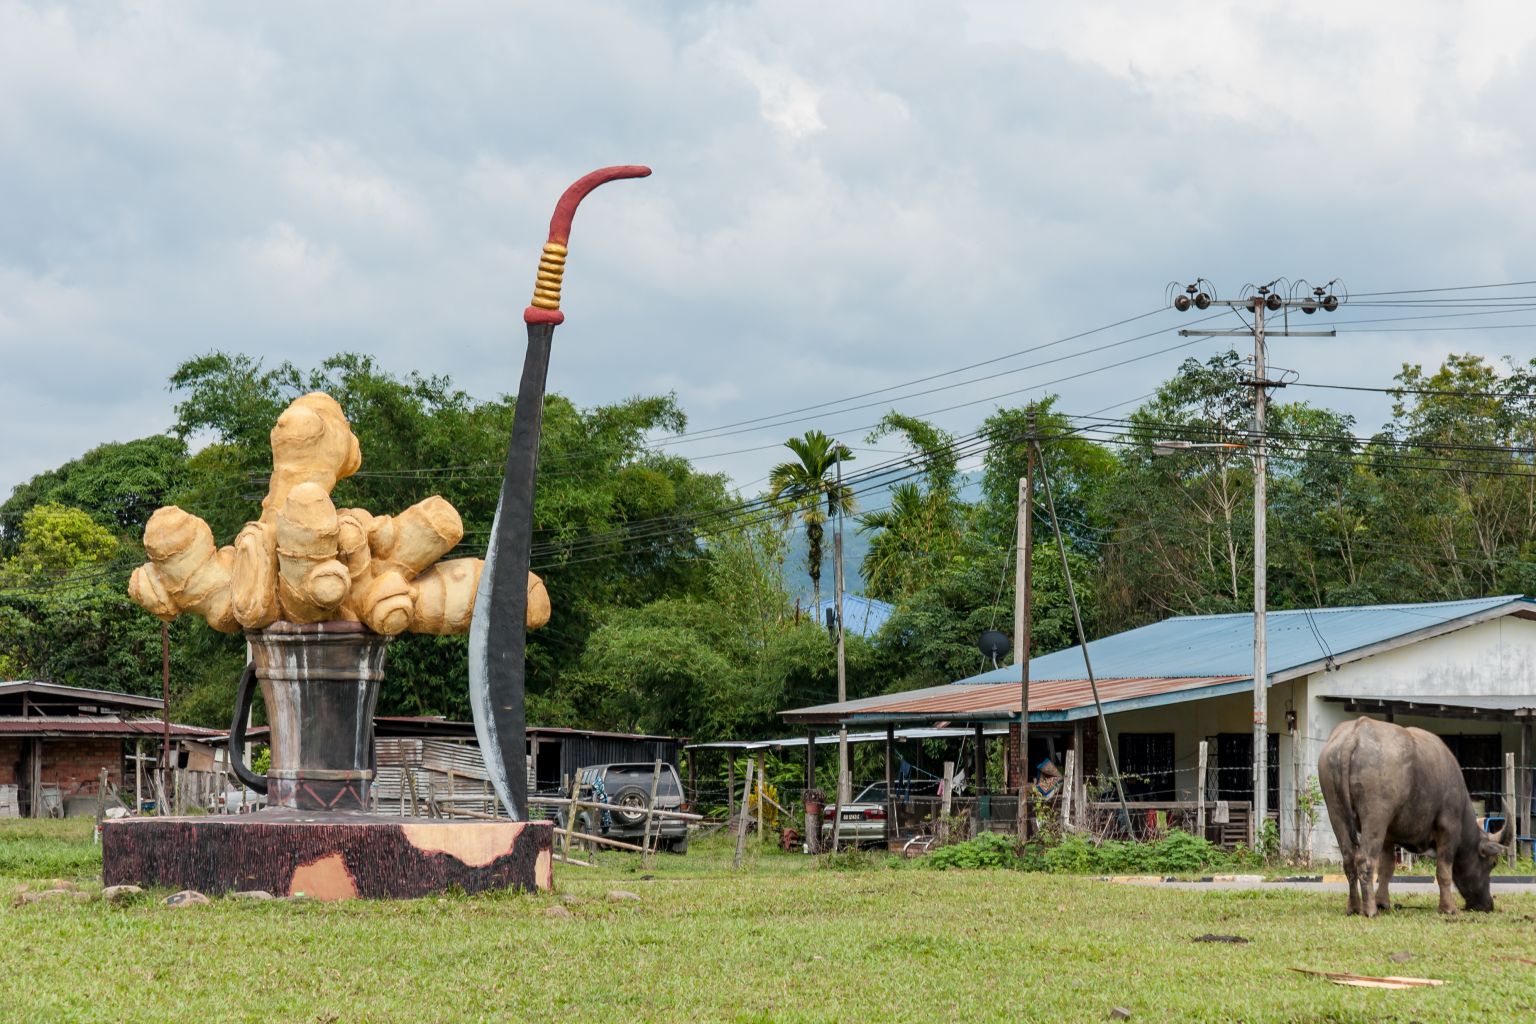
(783, 596), (1536, 858)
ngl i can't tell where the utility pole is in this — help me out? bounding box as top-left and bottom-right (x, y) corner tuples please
(1252, 295), (1269, 847)
(1173, 278), (1340, 844)
(161, 622), (171, 815)
(1034, 437), (1133, 832)
(1015, 411), (1034, 839)
(833, 454), (850, 805)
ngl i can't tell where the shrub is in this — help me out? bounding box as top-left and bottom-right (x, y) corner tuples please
(1040, 830), (1227, 875)
(1144, 830), (1218, 874)
(1042, 835), (1099, 874)
(923, 831), (1026, 871)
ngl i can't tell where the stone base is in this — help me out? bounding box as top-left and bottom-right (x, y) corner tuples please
(102, 810), (553, 900)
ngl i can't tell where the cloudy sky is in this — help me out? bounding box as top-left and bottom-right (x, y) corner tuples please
(4, 0), (1536, 503)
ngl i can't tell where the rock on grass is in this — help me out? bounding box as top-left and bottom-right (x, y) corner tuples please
(101, 885), (143, 903)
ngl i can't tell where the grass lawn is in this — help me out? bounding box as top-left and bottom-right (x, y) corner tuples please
(4, 819), (1536, 1023)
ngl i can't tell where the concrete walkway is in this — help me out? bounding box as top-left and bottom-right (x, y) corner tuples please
(1170, 878), (1536, 897)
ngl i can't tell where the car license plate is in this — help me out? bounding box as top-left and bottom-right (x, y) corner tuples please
(841, 811), (862, 821)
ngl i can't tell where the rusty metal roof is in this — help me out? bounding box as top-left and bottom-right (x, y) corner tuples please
(0, 680), (163, 710)
(782, 675), (1247, 725)
(0, 718), (220, 738)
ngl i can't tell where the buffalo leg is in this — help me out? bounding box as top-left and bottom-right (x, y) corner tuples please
(1342, 860), (1362, 916)
(1434, 846), (1458, 914)
(1337, 835), (1362, 915)
(1356, 835), (1381, 917)
(1374, 845), (1396, 913)
(1330, 816), (1362, 915)
(1322, 776), (1362, 914)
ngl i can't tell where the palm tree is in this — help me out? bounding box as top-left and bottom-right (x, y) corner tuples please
(857, 481), (936, 602)
(767, 430), (856, 612)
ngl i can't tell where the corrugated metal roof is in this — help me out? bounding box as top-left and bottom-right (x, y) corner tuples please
(783, 676), (1246, 724)
(807, 595), (894, 638)
(687, 725), (1009, 751)
(0, 681), (163, 709)
(0, 718), (220, 738)
(956, 595), (1536, 685)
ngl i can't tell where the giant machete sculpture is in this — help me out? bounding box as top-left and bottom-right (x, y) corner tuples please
(470, 165), (651, 821)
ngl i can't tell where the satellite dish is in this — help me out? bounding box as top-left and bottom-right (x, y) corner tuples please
(978, 630), (1010, 667)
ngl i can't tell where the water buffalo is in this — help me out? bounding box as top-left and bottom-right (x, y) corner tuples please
(1318, 717), (1506, 916)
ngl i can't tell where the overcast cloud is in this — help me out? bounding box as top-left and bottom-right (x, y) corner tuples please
(4, 0), (1536, 501)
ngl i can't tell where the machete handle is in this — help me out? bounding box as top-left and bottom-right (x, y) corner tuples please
(525, 164), (651, 325)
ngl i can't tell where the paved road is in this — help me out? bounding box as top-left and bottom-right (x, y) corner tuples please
(1163, 879), (1536, 897)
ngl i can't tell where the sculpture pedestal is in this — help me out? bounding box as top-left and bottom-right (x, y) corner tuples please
(102, 811), (553, 900)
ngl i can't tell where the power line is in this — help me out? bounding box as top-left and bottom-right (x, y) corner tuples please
(1291, 381), (1536, 401)
(1351, 279), (1536, 297)
(646, 312), (1228, 448)
(630, 307), (1173, 445)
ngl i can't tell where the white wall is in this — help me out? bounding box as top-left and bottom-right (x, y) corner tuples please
(1311, 614), (1536, 701)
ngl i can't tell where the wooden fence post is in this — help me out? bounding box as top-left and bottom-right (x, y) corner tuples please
(563, 773), (582, 862)
(94, 767), (109, 843)
(726, 755), (736, 820)
(1522, 720), (1534, 863)
(884, 726), (896, 848)
(733, 757), (755, 870)
(830, 770), (850, 853)
(641, 759), (662, 868)
(405, 768), (422, 818)
(1196, 741), (1208, 841)
(757, 751), (767, 846)
(939, 761), (955, 846)
(1504, 751), (1517, 868)
(1061, 749), (1076, 833)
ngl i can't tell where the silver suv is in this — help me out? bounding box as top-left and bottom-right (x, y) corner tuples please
(575, 763), (690, 854)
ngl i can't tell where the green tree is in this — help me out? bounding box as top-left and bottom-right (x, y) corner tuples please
(979, 397), (1119, 552)
(1090, 353), (1270, 627)
(1362, 353), (1536, 599)
(5, 504), (119, 581)
(858, 414), (968, 602)
(0, 503), (227, 700)
(767, 431), (856, 611)
(0, 435), (187, 555)
(872, 530), (1093, 693)
(165, 350), (733, 720)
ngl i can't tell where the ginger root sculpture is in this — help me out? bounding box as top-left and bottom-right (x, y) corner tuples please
(129, 391), (549, 637)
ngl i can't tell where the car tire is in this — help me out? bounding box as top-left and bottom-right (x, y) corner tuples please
(665, 837), (689, 855)
(611, 785), (650, 826)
